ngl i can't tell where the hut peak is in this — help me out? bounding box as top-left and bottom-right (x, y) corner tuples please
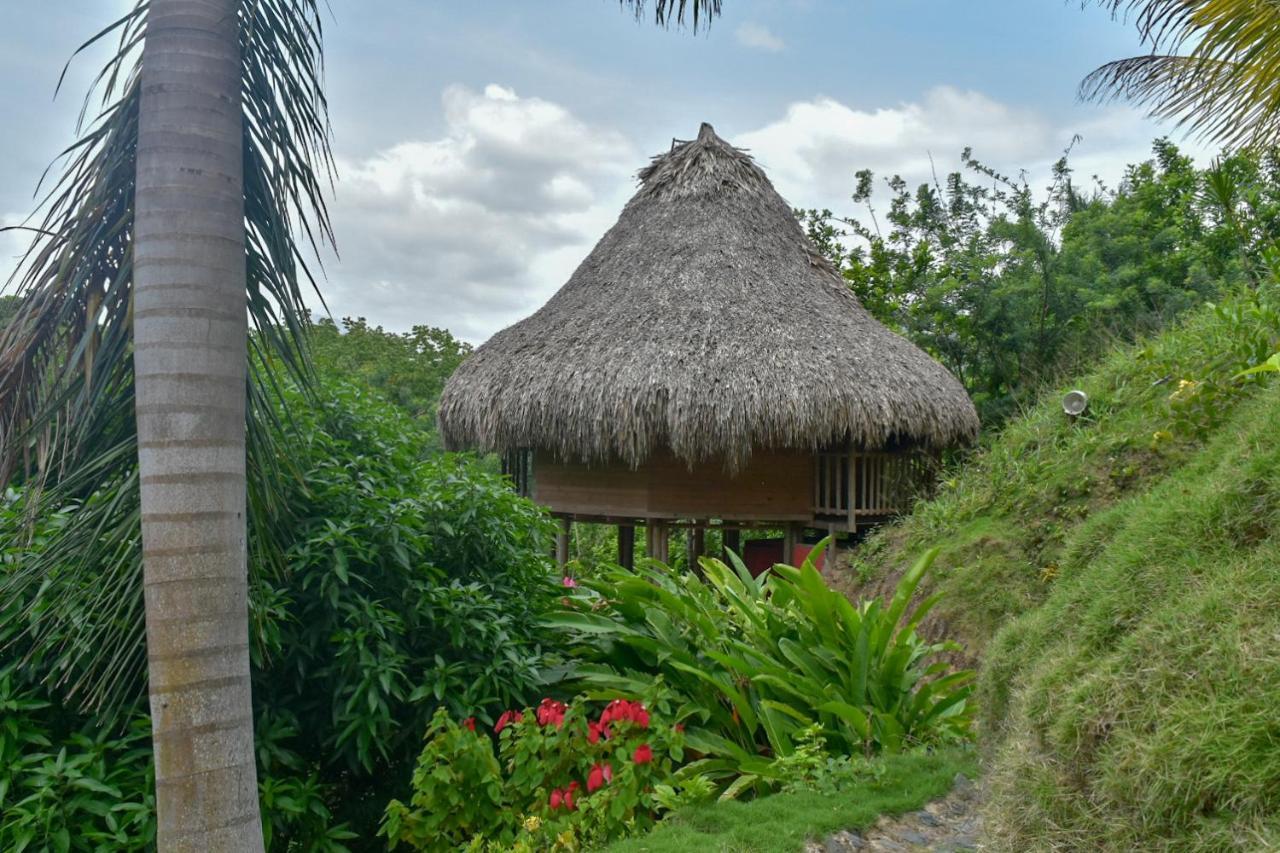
(639, 121), (766, 202)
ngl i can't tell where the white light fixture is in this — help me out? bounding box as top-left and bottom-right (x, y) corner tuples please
(1062, 390), (1088, 417)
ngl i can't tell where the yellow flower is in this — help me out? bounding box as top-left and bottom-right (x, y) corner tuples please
(522, 815), (542, 833)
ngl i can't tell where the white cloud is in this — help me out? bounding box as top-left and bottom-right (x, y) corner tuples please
(320, 84), (1205, 344)
(733, 86), (1210, 217)
(322, 84), (636, 342)
(734, 22), (785, 53)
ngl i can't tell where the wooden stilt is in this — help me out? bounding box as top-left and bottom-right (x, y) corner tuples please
(685, 523), (706, 573)
(618, 524), (635, 569)
(656, 520), (670, 564)
(783, 523), (800, 565)
(555, 517), (570, 567)
(724, 528), (741, 561)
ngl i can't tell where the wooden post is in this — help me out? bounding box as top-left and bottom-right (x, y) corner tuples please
(783, 523), (798, 565)
(555, 517), (570, 567)
(723, 527), (741, 561)
(686, 523), (706, 573)
(656, 520), (670, 564)
(847, 453), (858, 537)
(618, 524), (635, 569)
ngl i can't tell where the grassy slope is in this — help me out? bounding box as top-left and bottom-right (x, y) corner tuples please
(606, 749), (976, 853)
(838, 301), (1280, 851)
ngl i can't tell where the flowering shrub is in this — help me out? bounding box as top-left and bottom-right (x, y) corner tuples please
(382, 694), (686, 851)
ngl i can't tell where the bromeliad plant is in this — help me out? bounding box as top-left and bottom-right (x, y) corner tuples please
(382, 695), (686, 852)
(547, 545), (973, 794)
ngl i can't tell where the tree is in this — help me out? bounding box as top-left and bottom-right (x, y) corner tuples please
(1083, 0), (1280, 149)
(0, 1), (722, 847)
(133, 3), (261, 846)
(309, 317), (472, 450)
(802, 141), (1275, 425)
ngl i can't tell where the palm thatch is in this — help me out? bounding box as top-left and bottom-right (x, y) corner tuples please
(438, 124), (979, 471)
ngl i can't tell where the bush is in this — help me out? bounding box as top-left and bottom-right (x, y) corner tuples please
(548, 547), (973, 794)
(0, 376), (565, 849)
(0, 670), (154, 853)
(248, 380), (563, 842)
(383, 695), (686, 851)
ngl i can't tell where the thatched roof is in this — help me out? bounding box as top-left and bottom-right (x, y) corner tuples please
(439, 123), (979, 470)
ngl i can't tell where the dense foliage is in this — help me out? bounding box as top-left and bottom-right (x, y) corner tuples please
(804, 141), (1280, 425)
(844, 280), (1280, 849)
(0, 377), (562, 850)
(549, 549), (972, 795)
(308, 317), (472, 447)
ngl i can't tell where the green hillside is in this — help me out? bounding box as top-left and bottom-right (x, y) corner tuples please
(838, 291), (1280, 850)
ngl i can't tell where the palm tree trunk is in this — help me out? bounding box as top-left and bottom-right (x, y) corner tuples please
(133, 0), (262, 848)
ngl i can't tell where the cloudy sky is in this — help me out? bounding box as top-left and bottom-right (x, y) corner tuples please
(0, 1), (1208, 343)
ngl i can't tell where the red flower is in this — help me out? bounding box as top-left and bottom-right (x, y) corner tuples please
(600, 699), (650, 729)
(563, 786), (577, 810)
(494, 710), (523, 734)
(537, 698), (567, 728)
(633, 743), (653, 765)
(587, 762), (614, 793)
(562, 576), (578, 588)
(674, 723), (685, 734)
(550, 789), (563, 810)
(462, 717), (476, 732)
(587, 721), (610, 744)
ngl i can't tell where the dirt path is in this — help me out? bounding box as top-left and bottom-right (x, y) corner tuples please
(806, 774), (984, 853)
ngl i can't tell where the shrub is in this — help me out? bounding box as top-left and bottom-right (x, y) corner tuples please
(0, 670), (155, 853)
(548, 547), (973, 793)
(0, 377), (565, 849)
(383, 695), (686, 851)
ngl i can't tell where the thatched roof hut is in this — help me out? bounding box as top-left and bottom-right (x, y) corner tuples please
(440, 123), (976, 469)
(439, 123), (978, 566)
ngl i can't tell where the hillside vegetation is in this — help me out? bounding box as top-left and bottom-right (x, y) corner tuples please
(839, 290), (1280, 850)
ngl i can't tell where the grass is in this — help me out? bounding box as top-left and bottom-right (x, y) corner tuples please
(835, 293), (1280, 850)
(605, 749), (977, 853)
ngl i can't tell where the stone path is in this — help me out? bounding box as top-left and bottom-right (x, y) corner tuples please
(807, 774), (984, 853)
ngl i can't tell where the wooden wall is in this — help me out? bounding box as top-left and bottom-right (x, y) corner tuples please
(532, 448), (812, 522)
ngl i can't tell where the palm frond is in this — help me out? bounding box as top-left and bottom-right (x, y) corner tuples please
(1082, 0), (1280, 150)
(0, 0), (333, 712)
(619, 0), (723, 30)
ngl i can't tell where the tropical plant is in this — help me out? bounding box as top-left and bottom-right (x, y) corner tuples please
(548, 547), (973, 795)
(0, 0), (722, 844)
(1083, 0), (1280, 150)
(382, 694), (686, 852)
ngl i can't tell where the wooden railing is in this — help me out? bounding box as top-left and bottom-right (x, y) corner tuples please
(502, 448), (533, 498)
(813, 450), (926, 528)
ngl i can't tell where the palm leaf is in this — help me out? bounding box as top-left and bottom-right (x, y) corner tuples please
(0, 0), (333, 712)
(1082, 0), (1280, 149)
(619, 0), (723, 30)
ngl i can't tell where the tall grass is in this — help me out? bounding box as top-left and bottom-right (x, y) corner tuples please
(842, 290), (1280, 849)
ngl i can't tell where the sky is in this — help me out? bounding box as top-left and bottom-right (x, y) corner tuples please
(0, 1), (1211, 343)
